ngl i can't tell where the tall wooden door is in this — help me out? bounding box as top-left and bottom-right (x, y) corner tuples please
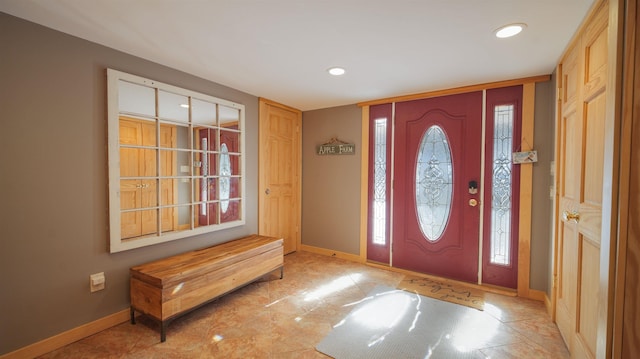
(258, 98), (301, 254)
(120, 117), (177, 239)
(555, 2), (608, 357)
(393, 92), (482, 283)
(119, 117), (158, 239)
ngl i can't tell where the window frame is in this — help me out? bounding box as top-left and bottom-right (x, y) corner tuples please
(107, 69), (246, 253)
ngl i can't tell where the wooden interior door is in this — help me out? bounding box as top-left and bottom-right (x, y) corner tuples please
(119, 117), (157, 239)
(555, 3), (608, 357)
(392, 92), (482, 283)
(258, 98), (301, 254)
(120, 117), (177, 239)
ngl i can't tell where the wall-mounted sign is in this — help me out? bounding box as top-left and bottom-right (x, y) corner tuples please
(512, 150), (538, 164)
(317, 137), (355, 155)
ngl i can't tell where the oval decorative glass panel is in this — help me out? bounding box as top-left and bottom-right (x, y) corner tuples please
(219, 143), (231, 213)
(415, 125), (453, 241)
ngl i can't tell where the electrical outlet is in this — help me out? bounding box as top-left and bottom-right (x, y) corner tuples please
(90, 272), (105, 293)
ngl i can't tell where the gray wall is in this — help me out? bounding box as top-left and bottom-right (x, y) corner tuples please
(531, 78), (557, 294)
(302, 105), (362, 255)
(0, 13), (259, 354)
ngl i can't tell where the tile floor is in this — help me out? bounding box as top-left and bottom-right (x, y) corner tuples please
(38, 251), (569, 358)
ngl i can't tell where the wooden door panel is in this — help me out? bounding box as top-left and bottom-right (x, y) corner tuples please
(559, 224), (578, 308)
(120, 180), (139, 210)
(141, 180), (157, 235)
(561, 112), (582, 202)
(583, 93), (606, 205)
(161, 179), (176, 231)
(557, 222), (578, 351)
(120, 179), (141, 239)
(120, 119), (142, 178)
(555, 2), (608, 357)
(119, 119), (141, 144)
(578, 203), (603, 243)
(576, 237), (600, 357)
(583, 5), (608, 97)
(121, 212), (139, 239)
(259, 100), (301, 254)
(160, 125), (177, 232)
(141, 148), (156, 177)
(562, 44), (579, 114)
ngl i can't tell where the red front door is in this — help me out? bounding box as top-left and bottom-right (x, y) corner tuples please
(392, 92), (482, 283)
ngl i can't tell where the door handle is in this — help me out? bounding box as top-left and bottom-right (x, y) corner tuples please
(562, 210), (580, 223)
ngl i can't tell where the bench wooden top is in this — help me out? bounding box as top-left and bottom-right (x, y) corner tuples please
(130, 234), (283, 287)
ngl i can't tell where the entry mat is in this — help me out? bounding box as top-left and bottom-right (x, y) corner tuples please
(397, 275), (485, 311)
(316, 286), (511, 359)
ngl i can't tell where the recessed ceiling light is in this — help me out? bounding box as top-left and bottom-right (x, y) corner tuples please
(495, 23), (527, 38)
(328, 67), (346, 76)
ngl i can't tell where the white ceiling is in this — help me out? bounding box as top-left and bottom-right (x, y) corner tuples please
(1, 0), (595, 111)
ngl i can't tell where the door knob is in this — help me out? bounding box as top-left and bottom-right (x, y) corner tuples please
(265, 188), (270, 195)
(562, 210), (580, 223)
(469, 199), (478, 207)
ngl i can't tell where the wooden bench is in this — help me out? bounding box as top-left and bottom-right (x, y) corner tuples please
(129, 234), (284, 342)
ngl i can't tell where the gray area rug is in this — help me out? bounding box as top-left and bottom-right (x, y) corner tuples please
(316, 285), (516, 358)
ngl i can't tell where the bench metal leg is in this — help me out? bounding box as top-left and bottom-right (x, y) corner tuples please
(161, 321), (168, 342)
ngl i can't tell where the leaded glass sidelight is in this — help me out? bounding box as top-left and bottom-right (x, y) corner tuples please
(415, 125), (453, 241)
(490, 105), (514, 265)
(373, 118), (387, 245)
(219, 143), (231, 213)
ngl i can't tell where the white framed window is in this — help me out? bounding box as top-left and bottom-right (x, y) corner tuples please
(107, 69), (245, 253)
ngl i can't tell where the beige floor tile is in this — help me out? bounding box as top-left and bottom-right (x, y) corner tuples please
(37, 251), (568, 359)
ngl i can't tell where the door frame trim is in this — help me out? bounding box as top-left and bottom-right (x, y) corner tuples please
(360, 106), (370, 261)
(517, 83), (536, 297)
(612, 0), (637, 356)
(478, 90), (487, 284)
